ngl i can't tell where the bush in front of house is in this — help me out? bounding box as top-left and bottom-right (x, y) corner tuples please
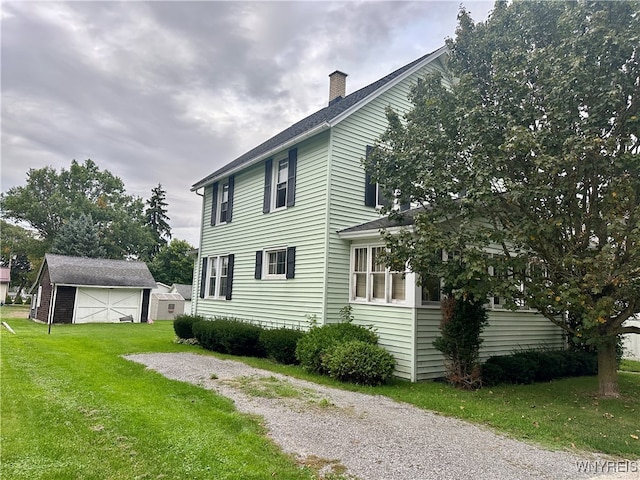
(4, 294), (12, 305)
(173, 314), (205, 339)
(193, 318), (264, 357)
(295, 322), (379, 374)
(13, 293), (23, 305)
(259, 327), (305, 365)
(323, 340), (396, 386)
(481, 349), (598, 386)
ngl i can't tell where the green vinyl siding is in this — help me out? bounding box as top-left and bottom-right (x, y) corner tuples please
(350, 304), (414, 380)
(194, 132), (330, 328)
(415, 307), (566, 380)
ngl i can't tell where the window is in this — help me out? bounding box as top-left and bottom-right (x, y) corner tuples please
(350, 245), (406, 304)
(255, 247), (296, 280)
(199, 254), (234, 300)
(364, 145), (409, 210)
(210, 176), (234, 225)
(168, 303), (175, 313)
(263, 148), (297, 213)
(421, 275), (442, 305)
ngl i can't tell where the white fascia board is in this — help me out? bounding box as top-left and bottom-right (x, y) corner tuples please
(58, 284), (147, 289)
(337, 225), (415, 240)
(191, 122), (331, 191)
(328, 45), (448, 128)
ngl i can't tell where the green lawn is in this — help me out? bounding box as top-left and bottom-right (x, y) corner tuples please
(1, 318), (316, 480)
(2, 318), (639, 480)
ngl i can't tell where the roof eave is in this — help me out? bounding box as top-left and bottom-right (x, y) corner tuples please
(191, 122), (331, 191)
(337, 225), (415, 240)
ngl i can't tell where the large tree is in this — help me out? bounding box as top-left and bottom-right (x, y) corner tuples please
(50, 214), (106, 258)
(145, 184), (171, 259)
(0, 220), (45, 295)
(147, 239), (195, 286)
(366, 1), (640, 397)
(1, 159), (154, 259)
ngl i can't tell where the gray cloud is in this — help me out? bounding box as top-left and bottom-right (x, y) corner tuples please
(1, 1), (493, 246)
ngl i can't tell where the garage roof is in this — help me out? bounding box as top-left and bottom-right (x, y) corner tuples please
(43, 254), (157, 288)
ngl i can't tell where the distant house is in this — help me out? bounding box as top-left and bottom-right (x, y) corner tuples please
(0, 268), (10, 304)
(623, 317), (640, 360)
(30, 254), (156, 324)
(190, 47), (565, 381)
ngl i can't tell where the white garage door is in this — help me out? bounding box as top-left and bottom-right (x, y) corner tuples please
(75, 288), (141, 323)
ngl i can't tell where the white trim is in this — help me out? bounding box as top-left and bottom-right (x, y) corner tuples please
(338, 225), (414, 240)
(348, 244), (408, 305)
(262, 246), (288, 280)
(205, 255), (231, 300)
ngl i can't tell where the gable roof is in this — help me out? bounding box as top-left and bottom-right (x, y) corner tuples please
(41, 254), (156, 288)
(338, 208), (421, 238)
(191, 46), (447, 190)
(170, 283), (192, 300)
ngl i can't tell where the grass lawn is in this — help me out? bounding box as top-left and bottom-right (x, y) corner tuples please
(1, 318), (317, 480)
(621, 359), (640, 373)
(2, 317), (639, 480)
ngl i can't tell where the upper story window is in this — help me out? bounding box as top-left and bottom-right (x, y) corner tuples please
(364, 145), (409, 210)
(210, 176), (234, 226)
(199, 254), (234, 300)
(350, 245), (406, 304)
(263, 148), (297, 213)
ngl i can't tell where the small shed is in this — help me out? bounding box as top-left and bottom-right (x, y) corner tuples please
(30, 254), (156, 324)
(622, 317), (640, 361)
(0, 268), (10, 304)
(149, 292), (185, 321)
(170, 283), (192, 314)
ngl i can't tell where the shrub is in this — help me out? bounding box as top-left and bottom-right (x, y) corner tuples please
(4, 294), (12, 305)
(296, 322), (378, 374)
(323, 340), (395, 385)
(194, 318), (264, 357)
(13, 294), (23, 305)
(173, 314), (205, 339)
(433, 295), (488, 389)
(25, 296), (31, 305)
(482, 349), (598, 386)
(259, 328), (305, 365)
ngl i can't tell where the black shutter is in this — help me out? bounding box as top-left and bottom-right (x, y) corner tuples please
(286, 246), (296, 279)
(254, 251), (263, 279)
(226, 254), (234, 300)
(263, 159), (272, 213)
(210, 182), (219, 226)
(199, 257), (208, 298)
(227, 175), (235, 223)
(364, 145), (376, 207)
(286, 148), (297, 207)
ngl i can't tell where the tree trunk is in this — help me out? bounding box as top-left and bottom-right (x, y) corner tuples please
(597, 338), (619, 398)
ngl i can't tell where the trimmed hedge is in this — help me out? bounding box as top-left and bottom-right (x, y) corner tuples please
(323, 340), (396, 386)
(482, 349), (598, 386)
(295, 322), (379, 374)
(173, 314), (205, 339)
(259, 328), (305, 365)
(193, 318), (264, 357)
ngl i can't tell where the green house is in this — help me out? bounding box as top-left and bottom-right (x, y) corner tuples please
(191, 47), (564, 381)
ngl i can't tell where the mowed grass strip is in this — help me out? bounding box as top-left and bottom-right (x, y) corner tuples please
(1, 319), (314, 480)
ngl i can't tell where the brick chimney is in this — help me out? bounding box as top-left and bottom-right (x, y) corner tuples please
(328, 70), (348, 106)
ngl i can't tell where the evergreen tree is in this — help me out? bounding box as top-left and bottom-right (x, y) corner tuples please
(50, 214), (106, 258)
(145, 184), (171, 259)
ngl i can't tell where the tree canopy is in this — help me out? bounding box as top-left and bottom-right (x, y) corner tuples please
(145, 183), (171, 259)
(1, 159), (155, 259)
(366, 1), (640, 397)
(50, 214), (106, 258)
(147, 239), (195, 286)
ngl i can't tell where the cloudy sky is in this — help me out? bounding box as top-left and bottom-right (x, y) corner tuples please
(2, 1), (494, 246)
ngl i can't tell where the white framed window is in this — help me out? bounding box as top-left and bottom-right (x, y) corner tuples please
(350, 245), (406, 304)
(255, 246), (296, 280)
(274, 159), (289, 209)
(219, 181), (230, 223)
(206, 255), (230, 299)
(421, 275), (442, 305)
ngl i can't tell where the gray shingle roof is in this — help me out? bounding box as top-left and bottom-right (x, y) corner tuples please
(171, 283), (192, 300)
(44, 254), (157, 288)
(338, 208), (421, 234)
(191, 47), (446, 190)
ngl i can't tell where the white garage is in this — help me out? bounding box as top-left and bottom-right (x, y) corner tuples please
(31, 254), (157, 324)
(75, 288), (144, 323)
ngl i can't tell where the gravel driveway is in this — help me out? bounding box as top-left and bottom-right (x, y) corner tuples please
(125, 353), (635, 480)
